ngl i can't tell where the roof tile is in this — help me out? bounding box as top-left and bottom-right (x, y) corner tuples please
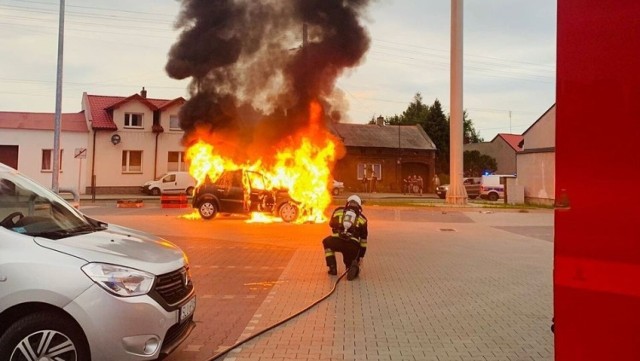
(0, 111), (88, 132)
(332, 123), (436, 150)
(85, 94), (185, 130)
(497, 133), (524, 152)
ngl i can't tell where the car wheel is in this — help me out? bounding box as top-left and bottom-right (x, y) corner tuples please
(186, 187), (194, 196)
(332, 188), (340, 196)
(469, 195), (478, 199)
(437, 194), (446, 199)
(488, 192), (499, 201)
(198, 200), (218, 220)
(151, 188), (161, 196)
(0, 311), (90, 361)
(278, 202), (299, 223)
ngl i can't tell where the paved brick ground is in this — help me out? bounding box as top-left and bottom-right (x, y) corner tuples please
(82, 204), (554, 361)
(215, 209), (554, 361)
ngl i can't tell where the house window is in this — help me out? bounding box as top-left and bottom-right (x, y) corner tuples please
(169, 115), (181, 131)
(41, 149), (63, 172)
(124, 113), (143, 128)
(168, 151), (186, 171)
(122, 150), (142, 173)
(357, 163), (382, 181)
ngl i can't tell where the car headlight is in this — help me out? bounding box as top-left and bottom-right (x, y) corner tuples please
(82, 263), (155, 297)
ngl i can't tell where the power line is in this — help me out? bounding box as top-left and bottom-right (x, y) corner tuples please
(373, 38), (555, 71)
(3, 0), (176, 19)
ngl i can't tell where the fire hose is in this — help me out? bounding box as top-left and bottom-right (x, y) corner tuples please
(203, 269), (349, 361)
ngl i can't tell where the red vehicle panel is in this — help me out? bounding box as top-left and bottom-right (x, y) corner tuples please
(555, 1), (640, 359)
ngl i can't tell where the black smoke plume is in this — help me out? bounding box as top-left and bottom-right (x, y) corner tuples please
(166, 0), (371, 162)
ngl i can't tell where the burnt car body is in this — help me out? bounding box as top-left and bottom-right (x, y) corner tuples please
(192, 169), (300, 222)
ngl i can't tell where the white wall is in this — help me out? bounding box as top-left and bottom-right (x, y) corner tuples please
(523, 106), (555, 149)
(518, 105), (556, 206)
(0, 129), (88, 193)
(517, 151), (555, 206)
(156, 103), (187, 176)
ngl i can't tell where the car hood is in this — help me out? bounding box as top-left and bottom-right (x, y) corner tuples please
(34, 224), (187, 275)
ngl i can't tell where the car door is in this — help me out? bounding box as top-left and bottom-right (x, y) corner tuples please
(160, 173), (179, 194)
(217, 170), (245, 214)
(464, 177), (481, 198)
(244, 171), (271, 212)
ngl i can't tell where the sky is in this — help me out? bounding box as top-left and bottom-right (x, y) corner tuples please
(0, 0), (556, 141)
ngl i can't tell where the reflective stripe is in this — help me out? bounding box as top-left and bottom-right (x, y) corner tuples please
(325, 249), (334, 257)
(360, 240), (367, 248)
(331, 232), (358, 242)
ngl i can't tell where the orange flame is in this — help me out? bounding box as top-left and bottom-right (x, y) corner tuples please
(185, 101), (339, 223)
(247, 212), (283, 223)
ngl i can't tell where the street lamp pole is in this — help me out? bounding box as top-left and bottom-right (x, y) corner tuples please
(52, 0), (65, 192)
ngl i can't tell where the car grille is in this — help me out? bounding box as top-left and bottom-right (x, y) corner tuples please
(152, 267), (194, 308)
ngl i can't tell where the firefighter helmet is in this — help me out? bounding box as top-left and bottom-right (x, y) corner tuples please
(346, 194), (362, 207)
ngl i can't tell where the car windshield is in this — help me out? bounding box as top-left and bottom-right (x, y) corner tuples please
(0, 169), (96, 239)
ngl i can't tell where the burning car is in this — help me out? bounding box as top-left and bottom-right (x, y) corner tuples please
(192, 169), (300, 222)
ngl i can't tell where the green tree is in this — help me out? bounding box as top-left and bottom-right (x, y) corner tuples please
(386, 93), (429, 126)
(463, 111), (483, 143)
(424, 99), (450, 174)
(463, 150), (497, 176)
(380, 93), (483, 175)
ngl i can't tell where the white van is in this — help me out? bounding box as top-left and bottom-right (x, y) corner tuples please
(480, 174), (516, 201)
(142, 171), (197, 196)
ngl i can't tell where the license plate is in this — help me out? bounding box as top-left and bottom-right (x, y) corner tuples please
(179, 297), (196, 323)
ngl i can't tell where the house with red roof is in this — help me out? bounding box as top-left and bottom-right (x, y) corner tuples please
(463, 105), (555, 205)
(464, 133), (524, 175)
(81, 87), (186, 194)
(0, 88), (186, 194)
(0, 111), (89, 191)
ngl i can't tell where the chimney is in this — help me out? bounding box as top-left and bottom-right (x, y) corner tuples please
(140, 87), (147, 98)
(376, 115), (384, 126)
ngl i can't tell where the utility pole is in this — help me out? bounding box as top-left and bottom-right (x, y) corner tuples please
(52, 0), (65, 192)
(398, 121), (401, 192)
(446, 0), (468, 205)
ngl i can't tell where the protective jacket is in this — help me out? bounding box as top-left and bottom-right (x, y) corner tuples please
(328, 205), (368, 258)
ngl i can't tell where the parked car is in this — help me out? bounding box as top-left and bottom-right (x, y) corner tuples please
(0, 162), (196, 361)
(436, 177), (481, 199)
(142, 171), (197, 196)
(332, 179), (344, 196)
(480, 174), (516, 201)
(192, 169), (300, 222)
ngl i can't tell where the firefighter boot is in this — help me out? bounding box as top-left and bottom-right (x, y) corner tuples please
(328, 265), (337, 276)
(326, 253), (338, 276)
(347, 259), (360, 280)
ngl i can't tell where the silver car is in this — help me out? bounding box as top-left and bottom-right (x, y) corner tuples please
(0, 163), (196, 361)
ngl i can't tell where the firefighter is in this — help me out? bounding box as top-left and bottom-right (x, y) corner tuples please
(322, 194), (368, 280)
